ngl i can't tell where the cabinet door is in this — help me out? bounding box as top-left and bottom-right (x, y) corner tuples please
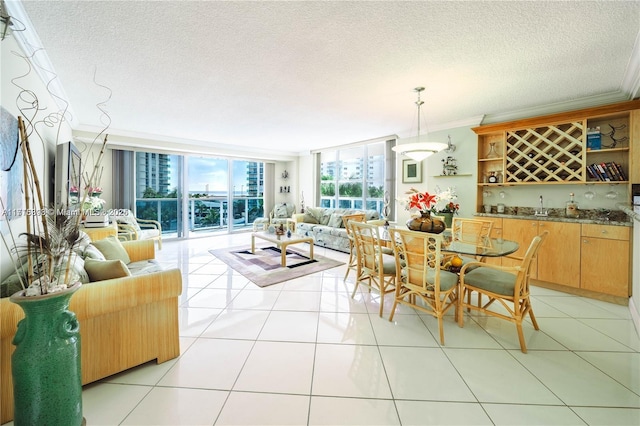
(537, 221), (581, 288)
(581, 237), (630, 297)
(502, 219), (539, 277)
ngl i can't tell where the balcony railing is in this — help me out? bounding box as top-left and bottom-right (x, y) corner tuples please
(135, 196), (264, 235)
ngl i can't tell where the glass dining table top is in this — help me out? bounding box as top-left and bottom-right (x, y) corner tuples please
(381, 227), (519, 258)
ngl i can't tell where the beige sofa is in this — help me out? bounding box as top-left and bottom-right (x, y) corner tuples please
(0, 240), (182, 424)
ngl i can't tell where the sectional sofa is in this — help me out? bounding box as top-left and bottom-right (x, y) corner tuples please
(292, 207), (380, 253)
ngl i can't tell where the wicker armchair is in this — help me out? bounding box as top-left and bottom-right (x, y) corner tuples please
(115, 209), (162, 249)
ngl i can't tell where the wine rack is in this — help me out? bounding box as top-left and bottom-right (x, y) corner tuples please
(472, 100), (640, 214)
(505, 121), (584, 183)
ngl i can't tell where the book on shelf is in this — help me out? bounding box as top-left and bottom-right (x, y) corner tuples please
(588, 162), (626, 182)
(605, 163), (621, 181)
(613, 162), (627, 181)
(586, 164), (599, 180)
(586, 127), (601, 150)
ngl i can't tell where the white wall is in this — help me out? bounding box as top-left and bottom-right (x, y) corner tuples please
(396, 126), (478, 226)
(1, 36), (74, 281)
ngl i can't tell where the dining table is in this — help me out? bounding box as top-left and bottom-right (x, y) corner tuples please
(380, 227), (520, 258)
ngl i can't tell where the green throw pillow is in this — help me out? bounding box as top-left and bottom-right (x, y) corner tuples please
(92, 236), (131, 264)
(84, 259), (131, 282)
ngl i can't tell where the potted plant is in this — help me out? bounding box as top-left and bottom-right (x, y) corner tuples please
(403, 188), (445, 233)
(435, 186), (460, 228)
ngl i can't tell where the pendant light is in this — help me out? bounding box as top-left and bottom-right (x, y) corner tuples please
(392, 87), (447, 161)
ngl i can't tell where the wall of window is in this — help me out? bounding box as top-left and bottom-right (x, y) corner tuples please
(130, 151), (265, 238)
(319, 140), (395, 217)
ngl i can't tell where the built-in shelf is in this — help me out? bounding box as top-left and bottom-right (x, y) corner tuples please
(432, 173), (472, 177)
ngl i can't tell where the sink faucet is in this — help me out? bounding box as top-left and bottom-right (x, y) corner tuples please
(535, 195), (548, 216)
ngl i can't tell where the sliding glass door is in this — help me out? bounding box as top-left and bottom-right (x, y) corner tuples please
(134, 152), (265, 238)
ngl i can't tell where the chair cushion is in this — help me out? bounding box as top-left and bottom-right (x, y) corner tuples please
(92, 236), (131, 264)
(463, 267), (516, 296)
(116, 210), (142, 231)
(274, 204), (289, 218)
(459, 256), (482, 272)
(381, 253), (396, 274)
(126, 259), (163, 275)
(84, 259), (131, 282)
(138, 229), (161, 239)
(426, 269), (459, 291)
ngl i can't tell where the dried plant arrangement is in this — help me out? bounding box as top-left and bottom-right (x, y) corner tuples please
(0, 46), (111, 296)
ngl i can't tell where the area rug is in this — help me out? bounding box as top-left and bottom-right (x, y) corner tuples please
(209, 245), (344, 287)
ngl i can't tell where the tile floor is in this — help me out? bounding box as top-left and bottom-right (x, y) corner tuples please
(70, 235), (640, 424)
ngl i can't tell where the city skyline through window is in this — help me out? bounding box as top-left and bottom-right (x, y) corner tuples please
(135, 152), (264, 237)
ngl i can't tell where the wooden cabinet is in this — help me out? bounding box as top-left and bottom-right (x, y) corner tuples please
(537, 221), (581, 289)
(500, 218), (630, 298)
(502, 218), (581, 288)
(581, 224), (630, 297)
(472, 100), (640, 213)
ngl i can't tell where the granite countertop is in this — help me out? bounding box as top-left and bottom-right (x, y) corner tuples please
(475, 205), (633, 227)
(617, 203), (640, 223)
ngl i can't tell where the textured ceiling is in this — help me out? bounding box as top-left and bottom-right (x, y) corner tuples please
(11, 0), (640, 156)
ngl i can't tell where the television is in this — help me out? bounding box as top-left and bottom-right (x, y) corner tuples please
(55, 141), (82, 207)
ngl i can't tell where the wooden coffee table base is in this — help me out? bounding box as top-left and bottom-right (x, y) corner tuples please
(251, 232), (314, 267)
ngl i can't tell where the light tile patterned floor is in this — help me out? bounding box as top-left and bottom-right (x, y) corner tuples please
(45, 234), (640, 424)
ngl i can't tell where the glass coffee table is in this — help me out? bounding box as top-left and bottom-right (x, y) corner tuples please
(251, 231), (314, 267)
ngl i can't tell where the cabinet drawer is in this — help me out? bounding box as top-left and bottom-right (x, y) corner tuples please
(581, 224), (630, 240)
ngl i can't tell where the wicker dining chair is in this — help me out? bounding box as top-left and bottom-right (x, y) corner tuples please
(350, 221), (396, 317)
(388, 228), (459, 345)
(458, 230), (549, 353)
(342, 213), (366, 280)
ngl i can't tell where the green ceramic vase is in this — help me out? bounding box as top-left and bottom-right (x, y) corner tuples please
(10, 282), (83, 426)
(440, 212), (454, 228)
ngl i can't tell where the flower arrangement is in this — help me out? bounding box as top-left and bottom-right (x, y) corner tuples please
(405, 188), (437, 214)
(434, 186), (460, 214)
(85, 186), (102, 195)
(440, 201), (460, 214)
(404, 186), (461, 216)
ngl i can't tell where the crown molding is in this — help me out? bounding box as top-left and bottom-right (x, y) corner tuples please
(480, 92), (630, 126)
(73, 126), (299, 162)
(430, 115), (485, 132)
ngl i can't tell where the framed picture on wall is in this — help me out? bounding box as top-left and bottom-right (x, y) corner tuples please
(402, 159), (422, 183)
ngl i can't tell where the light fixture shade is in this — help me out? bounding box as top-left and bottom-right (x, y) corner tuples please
(392, 142), (448, 161)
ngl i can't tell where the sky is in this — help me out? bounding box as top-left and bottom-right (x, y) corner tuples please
(169, 156), (253, 194)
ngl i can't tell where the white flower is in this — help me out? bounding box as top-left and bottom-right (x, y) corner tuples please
(83, 196), (106, 212)
(434, 186), (457, 204)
